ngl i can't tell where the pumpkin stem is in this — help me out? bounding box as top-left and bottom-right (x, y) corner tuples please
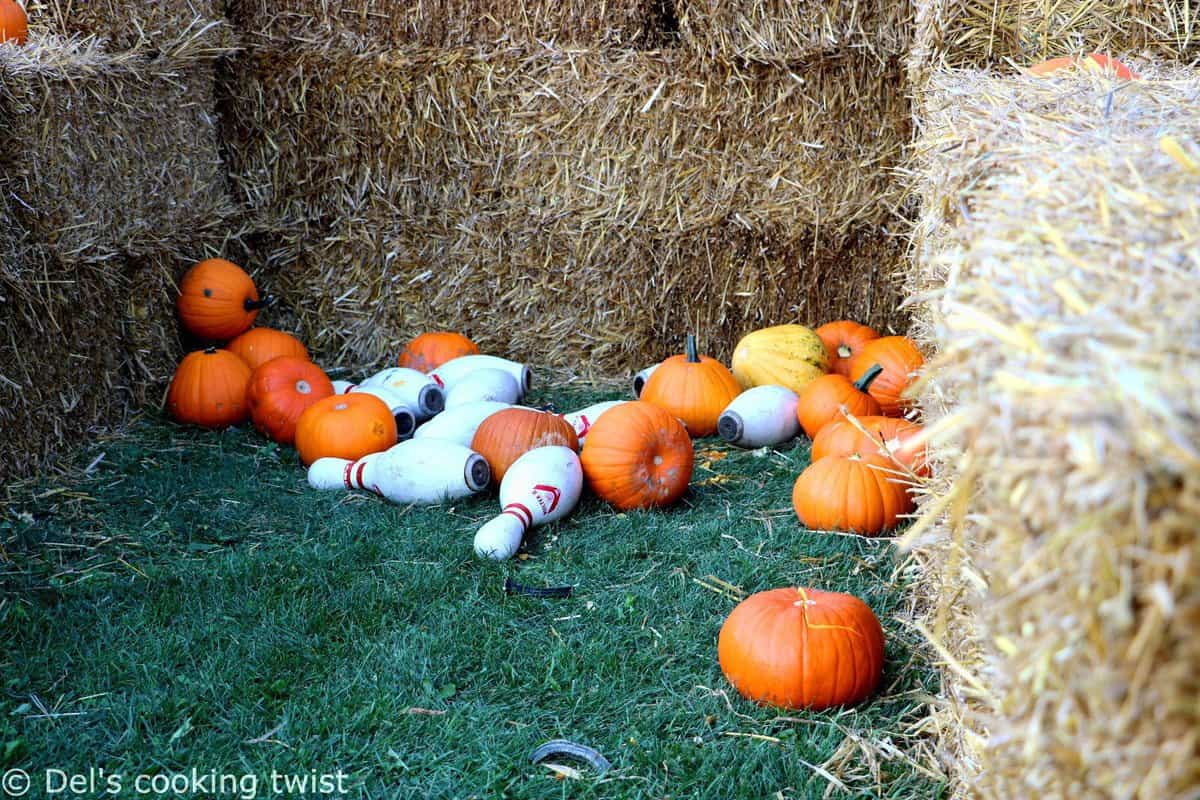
(854, 364), (884, 393)
(244, 294), (275, 312)
(837, 344), (853, 359)
(203, 346), (218, 354)
(685, 334), (699, 363)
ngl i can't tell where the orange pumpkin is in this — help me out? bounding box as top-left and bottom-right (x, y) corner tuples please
(640, 334), (742, 437)
(228, 327), (308, 371)
(815, 321), (879, 377)
(580, 401), (694, 510)
(792, 453), (913, 535)
(246, 357), (334, 445)
(718, 587), (885, 710)
(295, 393), (397, 466)
(471, 408), (579, 484)
(166, 348), (252, 429)
(0, 0), (28, 44)
(398, 332), (479, 372)
(1029, 53), (1138, 80)
(812, 415), (929, 478)
(176, 258), (272, 342)
(795, 365), (883, 439)
(848, 337), (924, 417)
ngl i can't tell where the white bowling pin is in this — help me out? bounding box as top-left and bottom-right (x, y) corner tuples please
(631, 364), (659, 398)
(331, 380), (357, 394)
(429, 355), (531, 400)
(361, 367), (445, 420)
(562, 401), (625, 443)
(307, 440), (490, 504)
(349, 385), (417, 440)
(717, 385), (800, 448)
(473, 446), (582, 560)
(413, 401), (511, 447)
(445, 368), (522, 408)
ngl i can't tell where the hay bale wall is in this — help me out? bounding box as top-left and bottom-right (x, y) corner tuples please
(222, 45), (912, 372)
(227, 0), (668, 49)
(23, 0), (232, 50)
(910, 0), (1199, 80)
(0, 38), (238, 482)
(905, 65), (1200, 796)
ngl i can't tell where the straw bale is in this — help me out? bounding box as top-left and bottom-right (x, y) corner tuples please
(905, 65), (1200, 796)
(247, 215), (909, 375)
(0, 37), (238, 265)
(223, 45), (911, 244)
(227, 0), (667, 50)
(910, 0), (1199, 81)
(23, 0), (233, 51)
(676, 0), (913, 63)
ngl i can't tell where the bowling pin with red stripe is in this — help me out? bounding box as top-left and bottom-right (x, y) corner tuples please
(429, 355), (531, 400)
(631, 364), (659, 398)
(562, 400), (624, 444)
(361, 367), (445, 420)
(473, 446), (582, 560)
(307, 440), (490, 505)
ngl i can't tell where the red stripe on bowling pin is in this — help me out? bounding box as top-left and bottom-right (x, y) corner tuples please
(353, 461), (369, 490)
(532, 484), (562, 514)
(576, 415), (592, 437)
(342, 462), (355, 490)
(341, 383), (357, 394)
(502, 502), (533, 532)
(431, 374), (445, 389)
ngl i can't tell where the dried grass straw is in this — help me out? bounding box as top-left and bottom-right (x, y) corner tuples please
(0, 34), (240, 481)
(904, 63), (1200, 797)
(222, 45), (913, 372)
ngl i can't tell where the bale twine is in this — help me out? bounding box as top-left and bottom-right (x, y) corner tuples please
(903, 64), (1200, 797)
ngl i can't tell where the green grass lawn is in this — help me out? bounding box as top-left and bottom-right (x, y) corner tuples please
(1, 382), (943, 799)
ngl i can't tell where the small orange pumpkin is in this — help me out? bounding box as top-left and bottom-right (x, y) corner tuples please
(640, 334), (742, 437)
(848, 337), (924, 417)
(166, 348), (252, 429)
(398, 332), (480, 372)
(580, 401), (694, 510)
(295, 393), (397, 466)
(246, 357), (334, 445)
(792, 453), (913, 535)
(176, 258), (272, 342)
(228, 327), (308, 371)
(471, 408), (580, 484)
(815, 321), (879, 377)
(796, 364), (883, 439)
(811, 415), (929, 478)
(0, 0), (28, 44)
(718, 587), (885, 710)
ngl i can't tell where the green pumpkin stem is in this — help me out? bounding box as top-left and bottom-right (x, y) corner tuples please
(685, 334), (699, 363)
(244, 294), (275, 312)
(854, 363), (884, 393)
(203, 346), (218, 354)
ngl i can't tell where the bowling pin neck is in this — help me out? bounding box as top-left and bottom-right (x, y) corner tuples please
(307, 457), (355, 490)
(500, 502), (535, 534)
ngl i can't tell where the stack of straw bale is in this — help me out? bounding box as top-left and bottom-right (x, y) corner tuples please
(223, 45), (913, 371)
(0, 32), (238, 481)
(910, 0), (1199, 83)
(904, 64), (1200, 796)
(676, 0), (913, 62)
(227, 0), (668, 49)
(23, 0), (233, 50)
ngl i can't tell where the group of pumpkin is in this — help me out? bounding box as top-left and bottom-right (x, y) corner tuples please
(166, 257), (926, 711)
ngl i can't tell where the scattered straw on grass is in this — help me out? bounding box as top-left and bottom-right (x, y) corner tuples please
(905, 64), (1200, 797)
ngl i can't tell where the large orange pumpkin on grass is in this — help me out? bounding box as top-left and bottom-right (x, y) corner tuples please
(166, 348), (252, 429)
(295, 393), (397, 465)
(228, 327), (308, 371)
(848, 337), (924, 417)
(796, 364), (883, 439)
(641, 334), (742, 437)
(0, 0), (28, 44)
(792, 453), (913, 535)
(812, 415), (929, 478)
(246, 357), (334, 445)
(718, 587), (885, 710)
(398, 331), (479, 372)
(815, 321), (879, 377)
(580, 401), (694, 510)
(471, 408), (579, 484)
(177, 258), (271, 341)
